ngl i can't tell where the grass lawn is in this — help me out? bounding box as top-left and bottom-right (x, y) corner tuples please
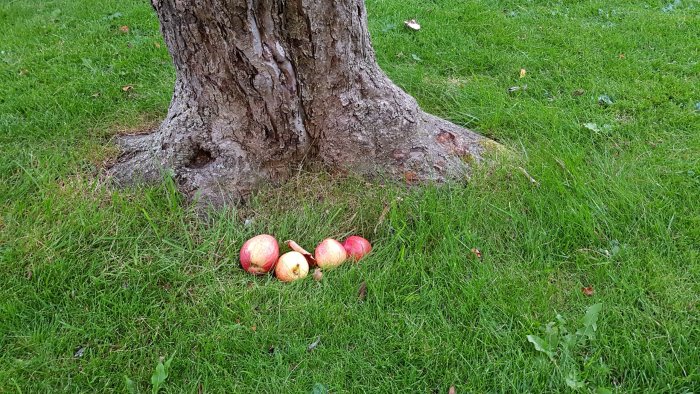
(1, 0), (699, 392)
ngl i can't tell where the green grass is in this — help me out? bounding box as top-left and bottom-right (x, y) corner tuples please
(1, 0), (699, 392)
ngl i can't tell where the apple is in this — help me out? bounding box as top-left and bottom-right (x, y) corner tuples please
(343, 235), (372, 261)
(314, 238), (347, 268)
(275, 251), (309, 282)
(239, 234), (279, 274)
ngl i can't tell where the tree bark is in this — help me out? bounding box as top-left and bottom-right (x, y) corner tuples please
(109, 0), (491, 204)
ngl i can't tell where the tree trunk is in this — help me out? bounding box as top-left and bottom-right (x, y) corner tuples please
(110, 0), (491, 204)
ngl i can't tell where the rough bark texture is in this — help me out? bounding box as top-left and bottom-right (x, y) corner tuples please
(109, 0), (490, 204)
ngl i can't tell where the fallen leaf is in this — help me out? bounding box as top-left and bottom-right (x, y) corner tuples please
(155, 42), (161, 48)
(598, 94), (614, 107)
(311, 383), (328, 394)
(19, 68), (28, 76)
(507, 85), (527, 94)
(519, 68), (527, 78)
(582, 286), (595, 297)
(410, 53), (422, 62)
(470, 248), (482, 259)
(449, 386), (456, 394)
(436, 131), (456, 144)
(583, 122), (612, 134)
(358, 281), (367, 301)
(404, 19), (421, 31)
(404, 171), (418, 183)
(197, 382), (203, 394)
(122, 85), (133, 92)
(583, 123), (600, 132)
(313, 268), (323, 282)
(26, 270), (33, 280)
(618, 53), (625, 59)
(119, 25), (129, 33)
(91, 92), (100, 98)
(104, 12), (123, 21)
(286, 240), (317, 266)
(74, 345), (86, 358)
(662, 0), (681, 13)
(572, 89), (585, 97)
(251, 325), (257, 332)
(307, 336), (321, 351)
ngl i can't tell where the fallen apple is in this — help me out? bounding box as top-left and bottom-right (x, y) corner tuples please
(239, 234), (279, 274)
(275, 251), (309, 282)
(343, 235), (372, 261)
(315, 238), (347, 268)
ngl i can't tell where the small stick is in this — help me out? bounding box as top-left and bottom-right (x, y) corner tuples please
(518, 166), (540, 186)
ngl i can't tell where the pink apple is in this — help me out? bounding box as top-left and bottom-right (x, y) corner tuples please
(343, 235), (372, 261)
(275, 251), (309, 282)
(314, 238), (347, 268)
(239, 234), (279, 274)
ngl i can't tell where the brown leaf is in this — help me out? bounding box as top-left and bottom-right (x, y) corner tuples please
(404, 171), (418, 183)
(155, 42), (161, 48)
(250, 325), (257, 332)
(197, 382), (203, 394)
(19, 68), (29, 76)
(436, 131), (456, 145)
(449, 386), (456, 394)
(572, 89), (585, 97)
(119, 25), (129, 33)
(470, 247), (482, 259)
(582, 286), (594, 297)
(313, 268), (323, 282)
(519, 68), (527, 78)
(121, 85), (133, 92)
(358, 281), (367, 301)
(286, 240), (317, 266)
(618, 53), (625, 59)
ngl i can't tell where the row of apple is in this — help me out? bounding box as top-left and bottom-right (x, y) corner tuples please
(240, 234), (372, 282)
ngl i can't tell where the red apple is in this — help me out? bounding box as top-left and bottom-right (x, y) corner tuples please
(275, 251), (309, 282)
(239, 234), (279, 274)
(314, 238), (347, 268)
(343, 235), (372, 261)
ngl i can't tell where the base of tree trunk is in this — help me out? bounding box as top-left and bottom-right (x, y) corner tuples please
(108, 109), (490, 205)
(106, 0), (497, 205)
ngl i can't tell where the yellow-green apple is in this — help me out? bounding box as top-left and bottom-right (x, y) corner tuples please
(275, 251), (309, 282)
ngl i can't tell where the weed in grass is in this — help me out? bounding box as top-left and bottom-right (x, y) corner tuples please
(527, 303), (606, 391)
